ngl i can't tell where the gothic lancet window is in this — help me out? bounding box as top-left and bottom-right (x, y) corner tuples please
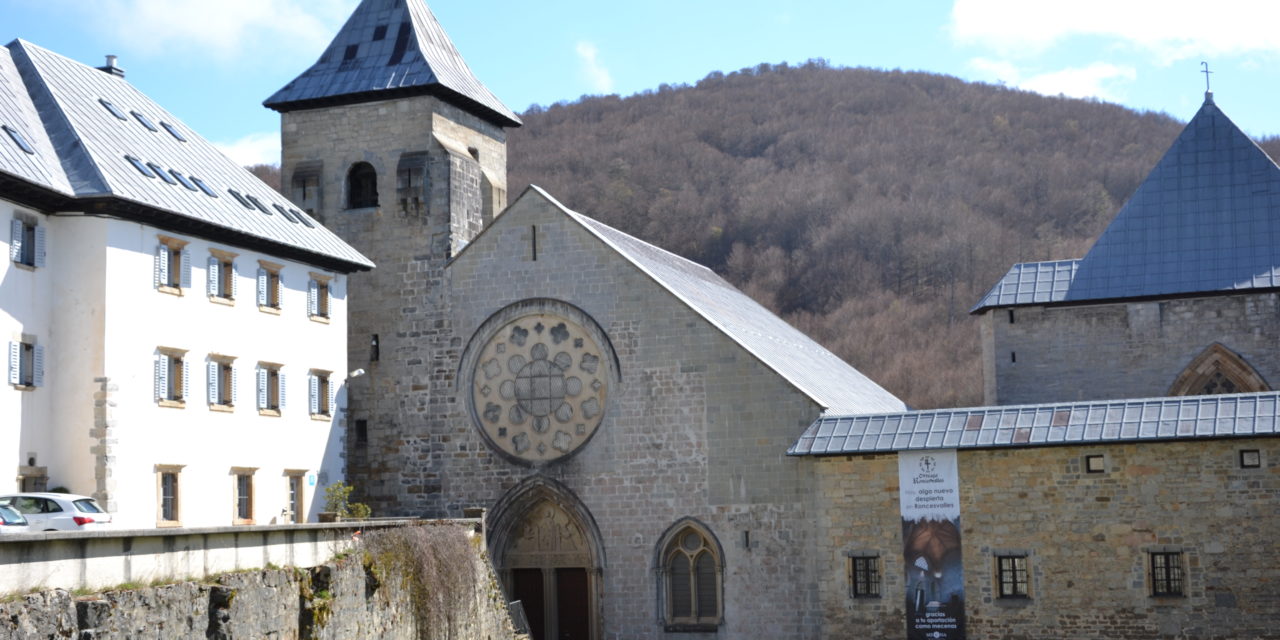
(346, 162), (378, 209)
(1167, 343), (1269, 397)
(658, 520), (722, 631)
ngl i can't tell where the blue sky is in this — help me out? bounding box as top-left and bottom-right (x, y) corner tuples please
(5, 0), (1278, 165)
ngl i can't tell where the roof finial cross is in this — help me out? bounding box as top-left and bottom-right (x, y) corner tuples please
(1201, 61), (1213, 92)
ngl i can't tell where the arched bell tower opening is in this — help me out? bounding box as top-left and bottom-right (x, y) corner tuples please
(488, 475), (604, 640)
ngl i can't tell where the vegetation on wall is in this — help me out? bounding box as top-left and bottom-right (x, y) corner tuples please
(507, 61), (1280, 408)
(362, 525), (486, 640)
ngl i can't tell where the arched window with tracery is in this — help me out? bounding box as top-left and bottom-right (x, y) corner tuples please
(346, 162), (378, 209)
(1167, 343), (1269, 396)
(656, 519), (722, 631)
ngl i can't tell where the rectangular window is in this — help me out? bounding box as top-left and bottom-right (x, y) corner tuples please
(291, 172), (321, 215)
(154, 236), (190, 292)
(310, 370), (333, 417)
(207, 251), (237, 301)
(257, 262), (282, 310)
(997, 555), (1029, 598)
(161, 472), (178, 521)
(10, 217), (45, 268)
(849, 556), (880, 598)
(257, 363), (285, 414)
(207, 358), (237, 408)
(154, 349), (188, 406)
(233, 470), (255, 524)
(1150, 552), (1184, 597)
(1085, 454), (1106, 473)
(308, 274), (332, 320)
(287, 473), (305, 524)
(7, 339), (44, 388)
(1239, 449), (1261, 469)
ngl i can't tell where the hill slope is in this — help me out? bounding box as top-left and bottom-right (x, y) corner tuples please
(507, 61), (1280, 408)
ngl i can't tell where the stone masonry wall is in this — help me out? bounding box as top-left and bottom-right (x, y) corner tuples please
(813, 438), (1280, 640)
(981, 292), (1280, 405)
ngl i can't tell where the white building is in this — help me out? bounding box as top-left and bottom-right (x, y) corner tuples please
(1, 41), (373, 528)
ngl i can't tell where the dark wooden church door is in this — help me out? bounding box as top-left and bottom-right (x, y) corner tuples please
(556, 568), (590, 640)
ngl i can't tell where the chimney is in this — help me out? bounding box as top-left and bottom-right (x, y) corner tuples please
(97, 54), (125, 78)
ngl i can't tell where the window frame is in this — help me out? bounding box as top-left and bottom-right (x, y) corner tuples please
(286, 470), (307, 524)
(207, 249), (238, 304)
(309, 369), (334, 418)
(257, 362), (285, 416)
(207, 355), (237, 410)
(10, 215), (45, 269)
(257, 261), (283, 312)
(848, 555), (881, 598)
(155, 464), (184, 527)
(154, 347), (189, 408)
(154, 235), (190, 294)
(1150, 551), (1185, 597)
(232, 468), (257, 525)
(346, 162), (379, 209)
(657, 520), (724, 632)
(996, 555), (1030, 599)
(308, 273), (332, 321)
(8, 337), (44, 389)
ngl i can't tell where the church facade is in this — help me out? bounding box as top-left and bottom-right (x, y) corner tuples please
(269, 2), (1278, 638)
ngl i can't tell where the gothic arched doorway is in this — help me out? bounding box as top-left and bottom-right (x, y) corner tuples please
(488, 477), (603, 640)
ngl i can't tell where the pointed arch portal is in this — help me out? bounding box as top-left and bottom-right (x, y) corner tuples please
(488, 476), (603, 640)
(1168, 343), (1269, 396)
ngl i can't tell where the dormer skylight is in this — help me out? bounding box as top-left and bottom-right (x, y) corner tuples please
(170, 170), (198, 191)
(191, 177), (218, 198)
(161, 122), (187, 142)
(131, 110), (159, 132)
(291, 209), (316, 229)
(2, 125), (35, 154)
(126, 155), (155, 178)
(245, 195), (274, 215)
(148, 162), (177, 185)
(99, 98), (128, 120)
(273, 203), (301, 223)
(228, 189), (254, 209)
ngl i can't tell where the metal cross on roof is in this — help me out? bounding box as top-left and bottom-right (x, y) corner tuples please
(1201, 61), (1213, 92)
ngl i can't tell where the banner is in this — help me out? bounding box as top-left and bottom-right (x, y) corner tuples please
(899, 449), (965, 640)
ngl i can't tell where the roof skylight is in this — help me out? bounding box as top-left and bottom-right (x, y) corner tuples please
(99, 99), (128, 120)
(228, 189), (254, 209)
(161, 122), (187, 142)
(170, 170), (198, 191)
(245, 195), (274, 215)
(291, 209), (315, 229)
(273, 204), (300, 223)
(131, 111), (159, 132)
(148, 162), (177, 185)
(191, 177), (218, 198)
(2, 125), (35, 154)
(125, 155), (155, 178)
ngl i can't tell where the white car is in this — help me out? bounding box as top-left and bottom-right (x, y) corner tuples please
(0, 504), (31, 534)
(0, 493), (113, 531)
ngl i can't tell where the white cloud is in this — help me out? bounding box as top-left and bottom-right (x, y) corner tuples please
(575, 41), (614, 93)
(1020, 63), (1137, 101)
(951, 0), (1280, 63)
(214, 132), (280, 167)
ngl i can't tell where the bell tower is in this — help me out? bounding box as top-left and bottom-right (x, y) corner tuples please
(266, 0), (521, 515)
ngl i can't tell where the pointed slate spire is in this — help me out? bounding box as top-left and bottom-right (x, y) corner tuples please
(264, 0), (520, 127)
(1064, 95), (1280, 302)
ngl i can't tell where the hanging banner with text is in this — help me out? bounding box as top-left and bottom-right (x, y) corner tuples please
(899, 449), (965, 640)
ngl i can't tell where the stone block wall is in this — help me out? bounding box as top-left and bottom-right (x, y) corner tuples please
(980, 293), (1280, 405)
(812, 438), (1280, 639)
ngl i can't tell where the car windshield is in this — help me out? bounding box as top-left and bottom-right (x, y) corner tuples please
(0, 505), (27, 525)
(73, 499), (104, 514)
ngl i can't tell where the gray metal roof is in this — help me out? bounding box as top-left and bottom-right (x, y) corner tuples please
(521, 186), (907, 415)
(788, 391), (1280, 456)
(264, 0), (520, 127)
(0, 40), (372, 272)
(0, 46), (72, 195)
(974, 94), (1280, 312)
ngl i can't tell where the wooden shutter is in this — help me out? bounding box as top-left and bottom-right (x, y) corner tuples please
(207, 361), (219, 404)
(33, 225), (46, 268)
(31, 345), (44, 387)
(256, 366), (267, 409)
(329, 378), (338, 415)
(309, 374), (319, 414)
(7, 341), (18, 385)
(180, 355), (189, 401)
(154, 354), (168, 400)
(230, 365), (238, 406)
(154, 245), (168, 288)
(180, 249), (191, 288)
(207, 256), (220, 296)
(256, 268), (268, 306)
(8, 220), (20, 262)
(231, 262), (238, 299)
(307, 280), (318, 316)
(278, 372), (287, 409)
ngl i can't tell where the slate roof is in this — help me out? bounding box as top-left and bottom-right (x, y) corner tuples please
(517, 186), (907, 416)
(973, 94), (1280, 312)
(0, 40), (372, 272)
(264, 0), (520, 128)
(788, 391), (1280, 456)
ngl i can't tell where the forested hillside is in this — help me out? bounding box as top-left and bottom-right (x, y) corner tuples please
(507, 61), (1280, 409)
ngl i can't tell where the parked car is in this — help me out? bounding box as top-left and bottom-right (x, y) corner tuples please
(0, 493), (113, 531)
(0, 504), (31, 534)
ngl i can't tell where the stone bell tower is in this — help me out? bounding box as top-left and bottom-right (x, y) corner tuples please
(266, 0), (521, 515)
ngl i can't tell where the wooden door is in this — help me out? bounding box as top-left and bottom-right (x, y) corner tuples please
(512, 568), (545, 640)
(556, 568), (590, 640)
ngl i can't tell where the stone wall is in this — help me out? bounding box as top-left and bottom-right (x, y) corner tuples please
(980, 292), (1280, 405)
(0, 527), (516, 640)
(812, 437), (1280, 639)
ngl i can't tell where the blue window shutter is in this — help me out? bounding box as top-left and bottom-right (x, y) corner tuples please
(155, 354), (168, 401)
(279, 372), (287, 410)
(180, 249), (191, 289)
(329, 378), (338, 415)
(31, 345), (44, 387)
(256, 366), (267, 409)
(180, 355), (189, 402)
(231, 262), (238, 299)
(33, 225), (46, 268)
(231, 366), (238, 406)
(154, 245), (167, 288)
(309, 374), (319, 414)
(256, 268), (268, 306)
(9, 220), (21, 262)
(207, 361), (219, 404)
(7, 342), (18, 385)
(207, 256), (219, 296)
(307, 280), (318, 316)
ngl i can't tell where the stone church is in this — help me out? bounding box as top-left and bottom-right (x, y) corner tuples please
(266, 1), (1278, 638)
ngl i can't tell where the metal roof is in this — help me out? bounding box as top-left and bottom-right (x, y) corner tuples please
(264, 0), (520, 128)
(973, 94), (1280, 312)
(0, 40), (372, 272)
(0, 46), (72, 195)
(788, 391), (1280, 456)
(518, 186), (907, 416)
